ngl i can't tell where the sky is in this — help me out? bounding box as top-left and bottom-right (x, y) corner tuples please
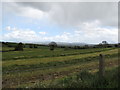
(1, 1), (118, 44)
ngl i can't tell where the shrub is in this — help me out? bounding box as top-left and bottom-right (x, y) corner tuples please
(14, 42), (23, 51)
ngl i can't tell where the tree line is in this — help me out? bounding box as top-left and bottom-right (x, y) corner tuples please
(1, 41), (119, 51)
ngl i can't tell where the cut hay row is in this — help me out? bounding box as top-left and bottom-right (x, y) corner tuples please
(2, 47), (119, 88)
(3, 48), (118, 67)
(3, 57), (118, 88)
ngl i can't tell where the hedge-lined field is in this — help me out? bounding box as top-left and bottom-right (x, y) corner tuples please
(2, 47), (119, 88)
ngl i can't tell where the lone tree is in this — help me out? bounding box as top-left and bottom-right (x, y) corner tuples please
(49, 42), (57, 51)
(84, 45), (89, 49)
(102, 41), (108, 44)
(29, 44), (33, 48)
(102, 41), (108, 48)
(15, 42), (23, 51)
(34, 44), (38, 48)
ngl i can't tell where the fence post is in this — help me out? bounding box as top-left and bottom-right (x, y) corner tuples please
(99, 54), (105, 78)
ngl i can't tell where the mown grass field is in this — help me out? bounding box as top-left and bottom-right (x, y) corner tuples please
(2, 46), (119, 88)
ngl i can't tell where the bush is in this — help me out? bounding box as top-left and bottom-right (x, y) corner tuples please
(34, 44), (38, 48)
(29, 44), (33, 48)
(14, 42), (23, 51)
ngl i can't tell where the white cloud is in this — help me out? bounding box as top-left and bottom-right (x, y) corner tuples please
(3, 20), (118, 44)
(3, 27), (39, 42)
(2, 2), (118, 44)
(54, 32), (71, 42)
(73, 20), (118, 43)
(11, 27), (17, 31)
(39, 32), (47, 35)
(3, 26), (72, 42)
(6, 26), (11, 31)
(6, 26), (21, 31)
(39, 20), (118, 43)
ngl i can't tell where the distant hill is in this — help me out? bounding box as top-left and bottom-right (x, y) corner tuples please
(33, 41), (95, 47)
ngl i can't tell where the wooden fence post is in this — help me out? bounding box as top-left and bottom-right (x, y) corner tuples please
(99, 54), (105, 78)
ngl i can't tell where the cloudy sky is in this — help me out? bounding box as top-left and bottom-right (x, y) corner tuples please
(1, 2), (118, 44)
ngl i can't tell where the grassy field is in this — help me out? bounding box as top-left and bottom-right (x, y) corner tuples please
(2, 46), (119, 88)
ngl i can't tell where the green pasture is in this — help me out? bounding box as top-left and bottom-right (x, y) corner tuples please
(2, 46), (119, 88)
